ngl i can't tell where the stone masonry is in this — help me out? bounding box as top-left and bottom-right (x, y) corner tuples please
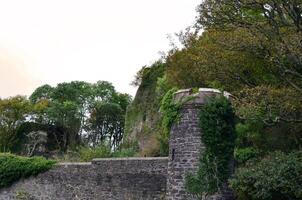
(166, 88), (233, 200)
(0, 157), (168, 200)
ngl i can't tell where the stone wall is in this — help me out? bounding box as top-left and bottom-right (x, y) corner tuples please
(0, 157), (168, 200)
(0, 88), (235, 200)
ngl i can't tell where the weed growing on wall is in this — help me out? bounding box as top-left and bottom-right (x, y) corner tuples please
(0, 153), (56, 188)
(186, 96), (235, 199)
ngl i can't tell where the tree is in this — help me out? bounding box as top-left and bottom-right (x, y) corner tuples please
(85, 90), (131, 149)
(197, 0), (302, 93)
(85, 102), (124, 149)
(164, 0), (302, 155)
(29, 84), (53, 103)
(166, 30), (276, 92)
(28, 80), (131, 152)
(0, 96), (31, 152)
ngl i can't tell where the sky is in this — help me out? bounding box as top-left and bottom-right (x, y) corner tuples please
(0, 0), (200, 98)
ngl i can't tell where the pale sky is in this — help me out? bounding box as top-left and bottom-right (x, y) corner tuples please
(0, 0), (200, 98)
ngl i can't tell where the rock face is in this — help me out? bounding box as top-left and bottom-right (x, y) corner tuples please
(124, 63), (165, 156)
(166, 88), (233, 200)
(0, 158), (168, 200)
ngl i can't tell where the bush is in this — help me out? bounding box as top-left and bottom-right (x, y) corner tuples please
(78, 145), (111, 162)
(230, 151), (302, 200)
(111, 148), (136, 158)
(0, 153), (56, 188)
(234, 147), (260, 164)
(78, 144), (137, 161)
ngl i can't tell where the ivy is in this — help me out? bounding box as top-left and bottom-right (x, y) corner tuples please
(186, 96), (236, 199)
(158, 88), (181, 156)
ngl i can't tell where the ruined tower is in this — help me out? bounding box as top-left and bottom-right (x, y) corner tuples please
(166, 88), (233, 200)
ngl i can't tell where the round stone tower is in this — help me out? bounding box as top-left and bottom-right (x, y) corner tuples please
(166, 88), (232, 200)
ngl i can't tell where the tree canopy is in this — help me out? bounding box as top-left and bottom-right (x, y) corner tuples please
(0, 81), (131, 155)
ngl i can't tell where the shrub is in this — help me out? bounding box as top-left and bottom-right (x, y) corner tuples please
(230, 151), (302, 200)
(78, 145), (111, 162)
(0, 153), (56, 188)
(234, 147), (260, 164)
(111, 148), (136, 158)
(78, 144), (137, 161)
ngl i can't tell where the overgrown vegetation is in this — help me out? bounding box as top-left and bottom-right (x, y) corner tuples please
(0, 153), (56, 188)
(124, 61), (167, 156)
(185, 96), (236, 199)
(158, 88), (180, 156)
(78, 144), (137, 162)
(230, 151), (302, 200)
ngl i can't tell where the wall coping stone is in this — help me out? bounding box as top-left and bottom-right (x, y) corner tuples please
(57, 162), (92, 166)
(92, 157), (168, 163)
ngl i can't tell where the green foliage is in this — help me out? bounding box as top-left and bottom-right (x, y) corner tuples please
(186, 96), (236, 198)
(158, 88), (180, 156)
(111, 148), (136, 158)
(0, 153), (56, 188)
(0, 96), (32, 153)
(85, 102), (125, 149)
(124, 61), (167, 155)
(230, 151), (302, 200)
(198, 1), (302, 93)
(235, 122), (265, 151)
(0, 80), (132, 155)
(165, 30), (275, 92)
(78, 144), (136, 162)
(79, 144), (111, 162)
(234, 147), (260, 165)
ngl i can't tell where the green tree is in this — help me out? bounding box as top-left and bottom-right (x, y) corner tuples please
(28, 80), (131, 152)
(197, 0), (302, 93)
(0, 96), (31, 152)
(85, 102), (125, 149)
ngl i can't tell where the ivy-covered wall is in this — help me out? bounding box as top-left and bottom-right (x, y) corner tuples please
(166, 89), (234, 200)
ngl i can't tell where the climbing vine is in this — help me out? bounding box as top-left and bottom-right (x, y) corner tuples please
(158, 88), (181, 156)
(159, 88), (200, 156)
(186, 96), (236, 199)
